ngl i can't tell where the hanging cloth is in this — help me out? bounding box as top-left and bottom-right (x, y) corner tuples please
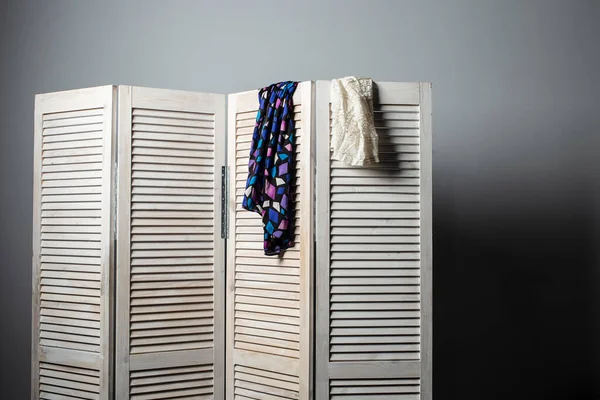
(330, 76), (379, 166)
(242, 81), (298, 256)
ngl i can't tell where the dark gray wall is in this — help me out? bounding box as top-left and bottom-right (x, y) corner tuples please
(1, 0), (599, 398)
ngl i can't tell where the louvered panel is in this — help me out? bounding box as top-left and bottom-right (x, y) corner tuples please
(330, 378), (420, 400)
(129, 364), (214, 400)
(33, 86), (115, 400)
(233, 104), (302, 360)
(234, 365), (300, 400)
(329, 101), (421, 362)
(116, 86), (226, 400)
(315, 81), (432, 400)
(227, 83), (313, 400)
(39, 362), (101, 400)
(40, 109), (103, 353)
(129, 107), (216, 355)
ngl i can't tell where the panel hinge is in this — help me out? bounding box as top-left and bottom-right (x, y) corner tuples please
(221, 166), (229, 239)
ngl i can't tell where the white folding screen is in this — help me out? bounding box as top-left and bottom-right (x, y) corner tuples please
(226, 82), (314, 400)
(115, 87), (226, 400)
(32, 86), (117, 400)
(33, 81), (431, 400)
(315, 81), (432, 400)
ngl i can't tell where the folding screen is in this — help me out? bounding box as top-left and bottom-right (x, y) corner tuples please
(315, 81), (432, 400)
(33, 81), (431, 400)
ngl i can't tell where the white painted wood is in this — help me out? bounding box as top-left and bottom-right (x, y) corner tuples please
(226, 83), (313, 400)
(101, 85), (117, 400)
(315, 81), (432, 399)
(298, 81), (315, 400)
(132, 86), (222, 114)
(33, 81), (428, 400)
(115, 86), (132, 400)
(32, 94), (42, 400)
(130, 348), (214, 370)
(315, 80), (331, 400)
(375, 81), (421, 105)
(418, 82), (433, 400)
(129, 364), (214, 400)
(225, 92), (237, 400)
(213, 88), (227, 400)
(115, 86), (226, 400)
(32, 85), (115, 400)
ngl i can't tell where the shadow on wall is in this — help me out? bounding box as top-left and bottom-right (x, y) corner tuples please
(433, 173), (598, 399)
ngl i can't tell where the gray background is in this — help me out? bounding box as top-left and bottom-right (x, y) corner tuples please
(1, 0), (599, 398)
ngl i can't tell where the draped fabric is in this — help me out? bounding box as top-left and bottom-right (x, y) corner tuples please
(242, 81), (298, 256)
(330, 77), (379, 166)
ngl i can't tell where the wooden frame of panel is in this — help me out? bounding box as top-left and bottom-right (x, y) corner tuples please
(419, 82), (433, 400)
(315, 81), (432, 400)
(226, 81), (314, 400)
(314, 80), (331, 400)
(32, 85), (116, 400)
(115, 85), (132, 400)
(115, 86), (226, 399)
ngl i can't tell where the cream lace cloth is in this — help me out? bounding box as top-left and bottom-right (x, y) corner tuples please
(330, 77), (379, 166)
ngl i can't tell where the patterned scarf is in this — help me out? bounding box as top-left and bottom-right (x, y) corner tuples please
(242, 81), (298, 256)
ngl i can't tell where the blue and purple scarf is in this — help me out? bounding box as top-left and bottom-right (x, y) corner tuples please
(242, 81), (298, 256)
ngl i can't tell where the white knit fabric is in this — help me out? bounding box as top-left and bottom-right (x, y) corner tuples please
(330, 77), (379, 166)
